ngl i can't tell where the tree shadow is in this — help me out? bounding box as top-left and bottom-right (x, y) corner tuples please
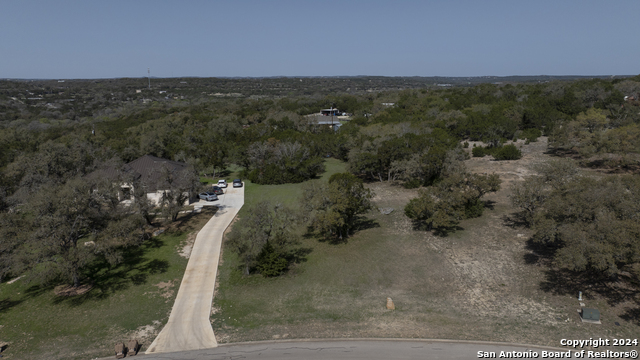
(408, 219), (463, 237)
(352, 216), (380, 232)
(529, 239), (640, 325)
(540, 268), (639, 306)
(286, 247), (313, 264)
(302, 229), (316, 239)
(173, 206), (217, 230)
(317, 236), (347, 245)
(143, 236), (164, 249)
(620, 307), (640, 326)
(483, 199), (496, 210)
(543, 147), (580, 158)
(523, 238), (555, 265)
(51, 238), (171, 306)
(432, 225), (465, 237)
(21, 282), (54, 298)
(308, 216), (381, 245)
(502, 213), (529, 229)
(0, 297), (23, 314)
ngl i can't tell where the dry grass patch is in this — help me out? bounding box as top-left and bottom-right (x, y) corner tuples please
(212, 148), (639, 349)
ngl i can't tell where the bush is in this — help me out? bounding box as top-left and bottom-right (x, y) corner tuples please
(403, 178), (422, 189)
(463, 141), (469, 148)
(256, 242), (288, 277)
(464, 198), (485, 218)
(494, 144), (522, 160)
(472, 146), (485, 157)
(521, 128), (542, 142)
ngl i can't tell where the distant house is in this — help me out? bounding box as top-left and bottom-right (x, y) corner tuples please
(89, 155), (196, 206)
(304, 108), (350, 131)
(321, 108), (341, 116)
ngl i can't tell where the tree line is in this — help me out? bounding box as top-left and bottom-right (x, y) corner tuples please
(1, 75), (639, 285)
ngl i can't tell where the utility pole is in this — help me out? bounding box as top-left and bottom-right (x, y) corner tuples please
(148, 68), (151, 90)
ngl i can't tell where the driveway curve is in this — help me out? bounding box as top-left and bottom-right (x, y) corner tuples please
(146, 185), (244, 354)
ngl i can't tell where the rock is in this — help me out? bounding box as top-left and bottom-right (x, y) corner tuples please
(380, 208), (394, 215)
(386, 297), (395, 310)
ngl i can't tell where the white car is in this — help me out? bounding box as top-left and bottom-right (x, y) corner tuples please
(217, 179), (227, 188)
(198, 192), (218, 201)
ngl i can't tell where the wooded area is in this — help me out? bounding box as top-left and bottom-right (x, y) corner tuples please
(1, 75), (639, 283)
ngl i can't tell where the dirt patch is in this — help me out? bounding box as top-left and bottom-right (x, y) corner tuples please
(126, 320), (162, 347)
(178, 231), (197, 259)
(153, 280), (175, 301)
(54, 284), (93, 297)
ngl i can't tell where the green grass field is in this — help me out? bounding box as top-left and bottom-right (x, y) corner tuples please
(0, 208), (217, 360)
(0, 159), (347, 359)
(240, 157), (346, 210)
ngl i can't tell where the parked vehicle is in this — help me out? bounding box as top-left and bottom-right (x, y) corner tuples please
(210, 186), (224, 195)
(233, 179), (243, 187)
(198, 192), (218, 201)
(217, 179), (227, 188)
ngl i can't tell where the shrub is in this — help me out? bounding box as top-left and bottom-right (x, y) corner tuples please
(494, 144), (522, 160)
(521, 128), (542, 142)
(463, 141), (469, 148)
(403, 178), (422, 189)
(256, 242), (288, 277)
(472, 146), (485, 157)
(464, 198), (485, 218)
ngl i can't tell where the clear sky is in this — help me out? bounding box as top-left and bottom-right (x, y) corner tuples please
(1, 1), (638, 79)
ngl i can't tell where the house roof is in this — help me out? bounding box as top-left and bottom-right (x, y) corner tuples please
(124, 155), (190, 191)
(86, 155), (191, 192)
(125, 155), (188, 176)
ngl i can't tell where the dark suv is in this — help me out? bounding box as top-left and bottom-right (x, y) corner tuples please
(210, 186), (224, 195)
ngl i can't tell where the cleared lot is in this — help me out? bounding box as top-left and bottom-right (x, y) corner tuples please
(211, 144), (639, 349)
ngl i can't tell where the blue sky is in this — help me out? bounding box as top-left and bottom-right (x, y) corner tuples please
(1, 1), (638, 78)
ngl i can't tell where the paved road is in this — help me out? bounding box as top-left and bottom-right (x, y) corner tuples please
(145, 185), (244, 354)
(129, 339), (566, 360)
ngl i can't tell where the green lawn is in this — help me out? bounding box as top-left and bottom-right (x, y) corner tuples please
(0, 159), (348, 359)
(241, 157), (346, 210)
(0, 208), (217, 360)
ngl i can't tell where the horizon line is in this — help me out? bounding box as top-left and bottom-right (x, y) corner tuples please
(0, 74), (632, 81)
